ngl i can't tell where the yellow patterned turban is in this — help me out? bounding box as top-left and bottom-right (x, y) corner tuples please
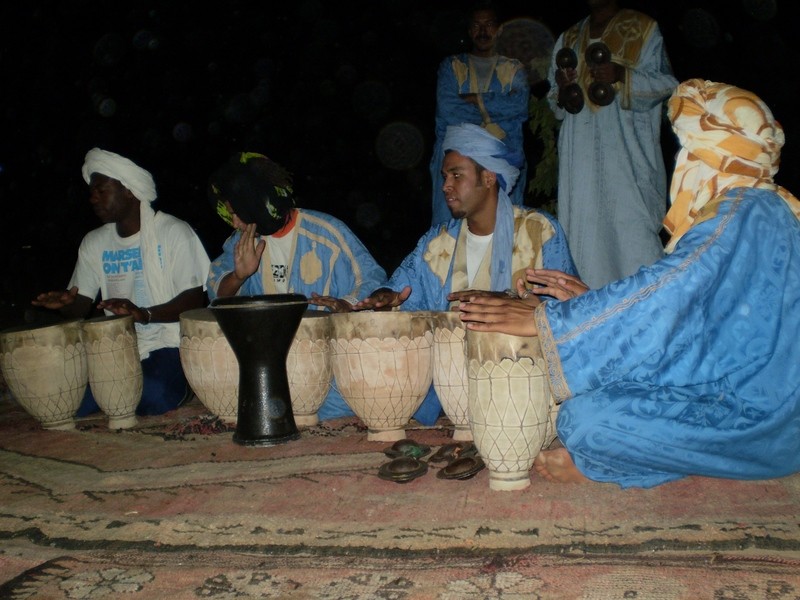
(663, 78), (800, 252)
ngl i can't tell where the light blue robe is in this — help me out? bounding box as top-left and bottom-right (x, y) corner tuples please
(535, 189), (800, 488)
(390, 207), (578, 425)
(206, 209), (388, 421)
(431, 53), (530, 226)
(547, 12), (678, 289)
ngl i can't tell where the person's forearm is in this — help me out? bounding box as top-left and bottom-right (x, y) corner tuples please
(215, 272), (246, 299)
(145, 287), (206, 323)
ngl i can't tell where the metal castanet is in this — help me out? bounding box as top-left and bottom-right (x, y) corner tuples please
(555, 47), (584, 114)
(585, 41), (616, 106)
(210, 294), (308, 446)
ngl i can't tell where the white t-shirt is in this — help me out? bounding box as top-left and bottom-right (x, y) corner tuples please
(465, 228), (493, 287)
(266, 227), (296, 294)
(69, 211), (210, 359)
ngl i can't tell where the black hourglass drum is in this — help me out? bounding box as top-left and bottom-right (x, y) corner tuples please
(210, 294), (308, 446)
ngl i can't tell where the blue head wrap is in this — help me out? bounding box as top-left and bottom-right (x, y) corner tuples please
(442, 124), (522, 291)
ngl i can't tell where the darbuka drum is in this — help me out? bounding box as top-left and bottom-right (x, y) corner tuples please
(81, 314), (142, 430)
(0, 320), (88, 430)
(286, 310), (333, 427)
(330, 311), (433, 442)
(211, 294), (308, 447)
(179, 308), (239, 423)
(432, 311), (471, 441)
(466, 330), (556, 491)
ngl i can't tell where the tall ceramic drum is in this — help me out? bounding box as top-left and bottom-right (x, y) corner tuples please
(210, 294), (308, 447)
(81, 314), (142, 429)
(432, 311), (471, 441)
(330, 311), (433, 442)
(179, 308), (239, 423)
(0, 320), (88, 430)
(286, 310), (333, 427)
(466, 330), (556, 491)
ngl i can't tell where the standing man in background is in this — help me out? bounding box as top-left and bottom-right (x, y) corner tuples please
(547, 0), (678, 289)
(430, 1), (530, 226)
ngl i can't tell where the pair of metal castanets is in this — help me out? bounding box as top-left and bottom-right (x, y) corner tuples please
(556, 42), (616, 114)
(377, 439), (485, 484)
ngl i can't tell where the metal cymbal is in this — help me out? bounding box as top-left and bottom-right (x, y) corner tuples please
(378, 456), (429, 483)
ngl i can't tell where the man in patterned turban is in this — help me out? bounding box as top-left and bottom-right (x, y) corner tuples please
(205, 151), (388, 421)
(458, 80), (800, 488)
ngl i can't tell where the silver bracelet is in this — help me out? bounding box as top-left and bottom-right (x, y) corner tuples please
(144, 307), (153, 324)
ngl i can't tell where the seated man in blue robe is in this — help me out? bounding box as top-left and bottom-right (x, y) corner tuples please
(205, 152), (388, 420)
(459, 79), (800, 489)
(350, 123), (578, 426)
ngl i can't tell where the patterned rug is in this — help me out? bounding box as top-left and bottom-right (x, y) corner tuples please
(1, 392), (799, 599)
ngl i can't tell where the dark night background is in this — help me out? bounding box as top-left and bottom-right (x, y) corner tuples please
(0, 0), (795, 329)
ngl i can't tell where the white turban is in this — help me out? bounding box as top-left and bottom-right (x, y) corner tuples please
(442, 123), (522, 292)
(82, 148), (157, 203)
(81, 148), (172, 310)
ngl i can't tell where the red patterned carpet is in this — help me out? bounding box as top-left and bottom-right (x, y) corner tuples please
(1, 391), (799, 599)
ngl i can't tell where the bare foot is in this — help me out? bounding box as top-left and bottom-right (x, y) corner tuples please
(534, 448), (590, 483)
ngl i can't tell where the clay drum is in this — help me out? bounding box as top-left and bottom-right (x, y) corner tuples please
(466, 330), (557, 491)
(210, 294), (308, 447)
(431, 311), (471, 441)
(0, 320), (88, 430)
(179, 308), (239, 423)
(329, 311), (433, 442)
(81, 314), (142, 429)
(286, 310), (333, 427)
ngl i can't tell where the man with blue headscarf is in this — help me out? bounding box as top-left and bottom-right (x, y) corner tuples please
(352, 123), (577, 424)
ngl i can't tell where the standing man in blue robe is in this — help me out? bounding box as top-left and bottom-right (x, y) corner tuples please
(205, 152), (388, 420)
(459, 79), (800, 489)
(430, 2), (530, 226)
(548, 0), (678, 289)
(355, 123), (577, 425)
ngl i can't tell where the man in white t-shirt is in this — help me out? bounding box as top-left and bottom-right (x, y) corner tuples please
(33, 148), (211, 416)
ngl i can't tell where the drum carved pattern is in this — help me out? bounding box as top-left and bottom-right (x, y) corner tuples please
(330, 327), (433, 441)
(467, 331), (557, 491)
(83, 320), (142, 429)
(432, 318), (471, 441)
(0, 322), (88, 430)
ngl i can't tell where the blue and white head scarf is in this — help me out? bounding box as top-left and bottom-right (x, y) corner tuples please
(442, 123), (523, 291)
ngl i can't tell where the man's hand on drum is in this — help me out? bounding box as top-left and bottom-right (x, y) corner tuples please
(97, 298), (149, 323)
(457, 291), (539, 337)
(308, 293), (354, 313)
(32, 286), (80, 310)
(353, 286), (412, 311)
(447, 289), (511, 304)
(523, 269), (589, 300)
(233, 222), (265, 281)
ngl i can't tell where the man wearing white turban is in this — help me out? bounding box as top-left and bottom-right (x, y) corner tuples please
(350, 123), (577, 425)
(33, 148), (211, 416)
(459, 80), (800, 489)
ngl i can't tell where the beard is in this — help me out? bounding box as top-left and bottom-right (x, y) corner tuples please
(448, 206), (466, 220)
